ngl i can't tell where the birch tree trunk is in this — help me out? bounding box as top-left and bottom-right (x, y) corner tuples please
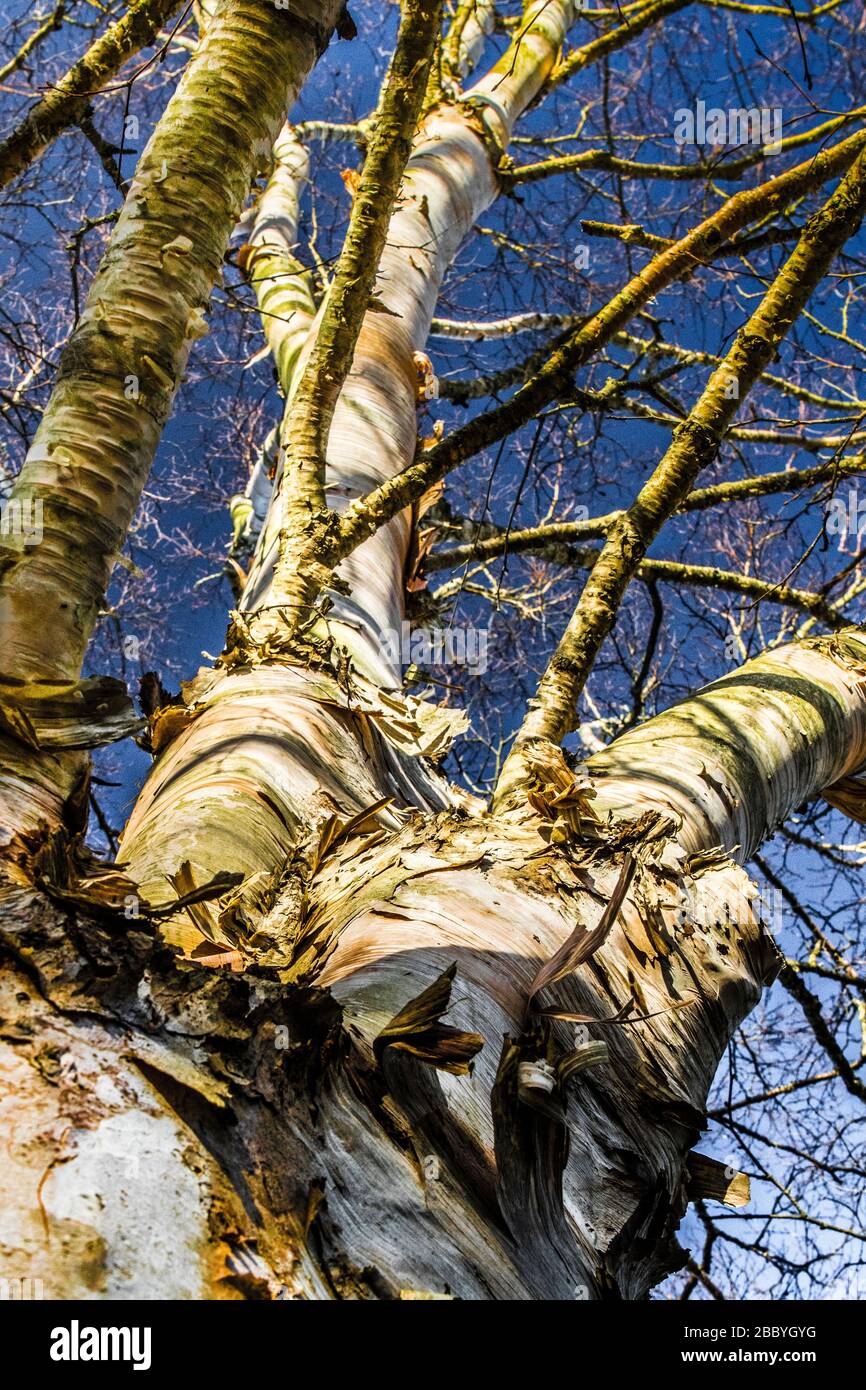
(118, 0), (580, 904)
(3, 630), (866, 1298)
(0, 0), (345, 839)
(2, 0), (865, 1304)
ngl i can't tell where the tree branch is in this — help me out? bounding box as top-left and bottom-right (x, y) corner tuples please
(426, 454), (866, 569)
(504, 106), (866, 188)
(0, 0), (185, 190)
(495, 145), (866, 791)
(549, 0), (694, 91)
(335, 125), (866, 563)
(0, 0), (70, 85)
(269, 0), (443, 632)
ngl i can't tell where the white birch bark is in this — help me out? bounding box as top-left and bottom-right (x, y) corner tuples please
(4, 0), (866, 1305)
(0, 0), (346, 841)
(4, 630), (866, 1298)
(119, 0), (580, 901)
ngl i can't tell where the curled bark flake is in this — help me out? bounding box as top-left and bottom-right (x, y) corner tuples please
(823, 773), (866, 823)
(374, 962), (484, 1075)
(164, 861), (247, 953)
(490, 1034), (586, 1299)
(0, 676), (143, 751)
(526, 854), (636, 1007)
(685, 1151), (750, 1209)
(558, 1041), (609, 1083)
(147, 703), (198, 756)
(18, 829), (142, 920)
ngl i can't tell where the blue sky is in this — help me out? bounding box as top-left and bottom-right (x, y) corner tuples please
(2, 0), (865, 1298)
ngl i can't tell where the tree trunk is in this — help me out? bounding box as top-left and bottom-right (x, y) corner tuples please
(0, 0), (345, 840)
(116, 0), (581, 904)
(3, 0), (865, 1305)
(3, 631), (865, 1299)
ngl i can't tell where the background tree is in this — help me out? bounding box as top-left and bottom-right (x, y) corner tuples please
(1, 0), (865, 1300)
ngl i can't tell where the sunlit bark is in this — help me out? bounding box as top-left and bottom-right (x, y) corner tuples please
(2, 0), (866, 1305)
(0, 0), (345, 838)
(4, 630), (866, 1297)
(120, 0), (580, 900)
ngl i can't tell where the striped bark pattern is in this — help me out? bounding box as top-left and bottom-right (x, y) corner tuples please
(2, 0), (866, 1304)
(0, 0), (345, 837)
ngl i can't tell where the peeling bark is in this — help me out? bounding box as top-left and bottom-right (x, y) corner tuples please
(4, 0), (866, 1308)
(117, 0), (582, 899)
(0, 0), (346, 838)
(4, 630), (865, 1298)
